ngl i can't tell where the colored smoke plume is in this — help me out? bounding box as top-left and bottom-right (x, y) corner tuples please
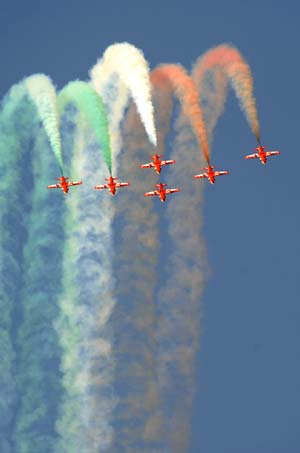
(25, 74), (64, 173)
(151, 64), (210, 164)
(90, 42), (157, 167)
(58, 81), (112, 174)
(193, 44), (261, 144)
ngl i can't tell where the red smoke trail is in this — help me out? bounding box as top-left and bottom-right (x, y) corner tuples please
(151, 64), (211, 164)
(192, 44), (261, 144)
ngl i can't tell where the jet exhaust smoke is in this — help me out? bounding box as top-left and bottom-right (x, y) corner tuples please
(25, 74), (64, 173)
(55, 119), (116, 452)
(193, 44), (261, 144)
(14, 126), (64, 452)
(151, 64), (211, 164)
(90, 42), (157, 165)
(0, 83), (31, 452)
(58, 81), (112, 174)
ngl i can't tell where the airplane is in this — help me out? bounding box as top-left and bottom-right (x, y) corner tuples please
(47, 176), (83, 194)
(140, 154), (176, 174)
(245, 145), (280, 164)
(194, 165), (229, 184)
(94, 175), (130, 196)
(144, 183), (180, 202)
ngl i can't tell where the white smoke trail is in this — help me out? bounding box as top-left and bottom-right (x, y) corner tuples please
(55, 118), (116, 452)
(90, 42), (157, 168)
(25, 74), (64, 172)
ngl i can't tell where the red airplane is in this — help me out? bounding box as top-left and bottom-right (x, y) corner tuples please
(47, 176), (83, 194)
(194, 165), (229, 184)
(94, 176), (130, 196)
(245, 145), (280, 164)
(144, 183), (180, 202)
(140, 154), (176, 174)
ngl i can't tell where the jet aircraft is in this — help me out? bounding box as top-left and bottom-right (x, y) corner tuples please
(194, 165), (229, 184)
(47, 176), (83, 194)
(144, 183), (180, 202)
(245, 145), (280, 164)
(94, 176), (130, 196)
(140, 154), (176, 174)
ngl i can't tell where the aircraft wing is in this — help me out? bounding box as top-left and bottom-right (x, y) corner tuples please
(140, 163), (154, 169)
(68, 181), (83, 187)
(194, 173), (207, 179)
(47, 184), (60, 189)
(161, 159), (176, 166)
(116, 182), (130, 188)
(144, 191), (159, 197)
(266, 151), (280, 156)
(215, 171), (229, 177)
(165, 188), (180, 194)
(94, 184), (108, 190)
(245, 153), (259, 159)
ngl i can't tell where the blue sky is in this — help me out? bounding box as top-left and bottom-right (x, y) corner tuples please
(1, 0), (299, 451)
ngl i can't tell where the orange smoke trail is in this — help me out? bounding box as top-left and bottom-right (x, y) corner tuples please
(110, 102), (161, 451)
(192, 66), (228, 145)
(192, 44), (261, 144)
(151, 64), (210, 164)
(112, 66), (207, 449)
(149, 68), (207, 450)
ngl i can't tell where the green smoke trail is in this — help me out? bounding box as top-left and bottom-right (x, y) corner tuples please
(13, 125), (64, 453)
(55, 122), (115, 452)
(0, 83), (35, 452)
(25, 74), (64, 174)
(58, 81), (112, 174)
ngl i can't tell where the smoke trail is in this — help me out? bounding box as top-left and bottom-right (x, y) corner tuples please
(109, 100), (164, 451)
(58, 81), (112, 174)
(192, 66), (228, 146)
(112, 64), (208, 450)
(192, 44), (261, 144)
(90, 42), (157, 163)
(55, 117), (115, 452)
(0, 83), (32, 452)
(151, 64), (210, 164)
(25, 74), (64, 173)
(13, 122), (64, 452)
(155, 110), (207, 452)
(125, 65), (208, 450)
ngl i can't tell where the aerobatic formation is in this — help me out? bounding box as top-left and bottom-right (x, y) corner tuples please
(0, 42), (281, 452)
(46, 44), (281, 199)
(47, 139), (280, 195)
